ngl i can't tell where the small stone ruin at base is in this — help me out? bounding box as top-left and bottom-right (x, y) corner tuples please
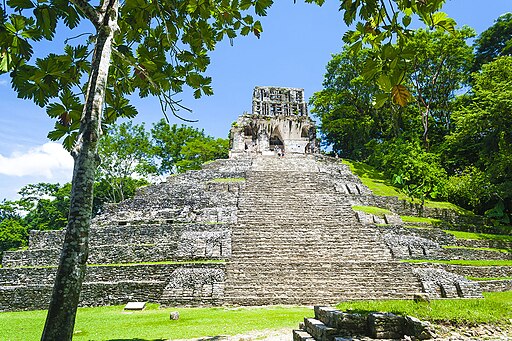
(0, 86), (508, 313)
(293, 306), (435, 341)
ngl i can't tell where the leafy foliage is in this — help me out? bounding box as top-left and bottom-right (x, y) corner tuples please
(19, 182), (71, 231)
(340, 0), (457, 106)
(1, 0), (272, 148)
(473, 13), (512, 71)
(95, 121), (154, 208)
(368, 138), (447, 202)
(444, 56), (512, 219)
(0, 219), (28, 256)
(151, 119), (229, 174)
(176, 136), (229, 172)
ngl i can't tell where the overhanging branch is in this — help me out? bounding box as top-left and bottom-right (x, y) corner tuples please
(69, 0), (101, 28)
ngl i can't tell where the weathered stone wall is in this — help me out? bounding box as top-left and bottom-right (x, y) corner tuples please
(0, 263), (225, 311)
(477, 280), (512, 292)
(6, 224), (231, 267)
(440, 265), (512, 278)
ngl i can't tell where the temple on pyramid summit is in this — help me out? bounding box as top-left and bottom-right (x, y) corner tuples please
(229, 86), (319, 157)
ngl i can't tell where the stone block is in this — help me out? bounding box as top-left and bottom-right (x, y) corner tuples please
(367, 312), (405, 339)
(293, 329), (315, 341)
(332, 311), (366, 335)
(169, 311), (180, 320)
(124, 302), (146, 310)
(404, 316), (435, 340)
(384, 214), (403, 225)
(304, 318), (338, 341)
(314, 306), (338, 326)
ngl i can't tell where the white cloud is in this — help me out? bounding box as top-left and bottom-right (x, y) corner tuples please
(0, 79), (8, 86)
(0, 142), (73, 178)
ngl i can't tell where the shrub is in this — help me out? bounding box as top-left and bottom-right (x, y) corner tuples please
(443, 166), (497, 214)
(367, 139), (447, 202)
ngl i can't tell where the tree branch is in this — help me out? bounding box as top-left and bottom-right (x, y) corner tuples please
(69, 0), (101, 28)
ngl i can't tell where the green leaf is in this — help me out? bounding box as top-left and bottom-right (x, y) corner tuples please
(47, 128), (67, 141)
(376, 74), (392, 92)
(46, 103), (66, 118)
(373, 93), (388, 108)
(7, 0), (35, 11)
(254, 0), (272, 16)
(347, 41), (362, 55)
(241, 26), (250, 36)
(402, 15), (411, 27)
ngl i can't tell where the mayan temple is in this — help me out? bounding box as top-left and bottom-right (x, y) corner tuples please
(3, 85), (506, 312)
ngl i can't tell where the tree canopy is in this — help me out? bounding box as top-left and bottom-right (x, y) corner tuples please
(473, 12), (512, 71)
(313, 17), (512, 222)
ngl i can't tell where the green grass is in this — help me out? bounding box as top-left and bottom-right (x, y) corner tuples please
(0, 305), (311, 341)
(210, 177), (245, 183)
(466, 276), (512, 281)
(343, 160), (406, 199)
(442, 245), (512, 253)
(402, 259), (512, 266)
(342, 159), (472, 215)
(336, 291), (512, 325)
(444, 230), (512, 243)
(401, 215), (442, 225)
(352, 205), (392, 218)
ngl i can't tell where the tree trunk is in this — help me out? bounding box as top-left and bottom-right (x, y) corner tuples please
(41, 1), (118, 340)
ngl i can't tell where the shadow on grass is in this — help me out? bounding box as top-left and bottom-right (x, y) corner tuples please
(107, 337), (229, 341)
(107, 339), (166, 341)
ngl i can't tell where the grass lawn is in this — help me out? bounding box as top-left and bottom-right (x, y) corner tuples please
(0, 305), (311, 341)
(336, 291), (512, 325)
(467, 276), (512, 281)
(444, 230), (512, 243)
(401, 215), (442, 225)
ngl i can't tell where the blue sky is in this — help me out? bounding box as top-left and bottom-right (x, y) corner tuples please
(0, 0), (510, 200)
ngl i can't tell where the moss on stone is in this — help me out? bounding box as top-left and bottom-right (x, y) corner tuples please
(352, 205), (392, 218)
(401, 215), (442, 225)
(210, 177), (245, 183)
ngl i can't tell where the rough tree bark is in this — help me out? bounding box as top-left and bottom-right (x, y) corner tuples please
(41, 0), (119, 339)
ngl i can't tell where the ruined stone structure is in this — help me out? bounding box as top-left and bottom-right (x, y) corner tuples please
(229, 86), (319, 157)
(0, 87), (510, 312)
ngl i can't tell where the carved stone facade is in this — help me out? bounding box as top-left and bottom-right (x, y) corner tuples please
(229, 86), (319, 157)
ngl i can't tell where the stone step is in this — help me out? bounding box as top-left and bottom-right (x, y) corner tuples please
(304, 318), (338, 341)
(293, 329), (315, 341)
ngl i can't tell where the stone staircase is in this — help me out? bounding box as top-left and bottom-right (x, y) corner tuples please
(224, 156), (422, 305)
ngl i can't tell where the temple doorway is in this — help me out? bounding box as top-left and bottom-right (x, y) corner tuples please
(270, 128), (284, 155)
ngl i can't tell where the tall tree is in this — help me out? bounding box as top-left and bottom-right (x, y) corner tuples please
(96, 121), (154, 205)
(1, 0), (270, 339)
(151, 119), (228, 174)
(445, 56), (512, 217)
(176, 135), (229, 171)
(473, 13), (512, 71)
(309, 49), (395, 159)
(405, 27), (474, 149)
